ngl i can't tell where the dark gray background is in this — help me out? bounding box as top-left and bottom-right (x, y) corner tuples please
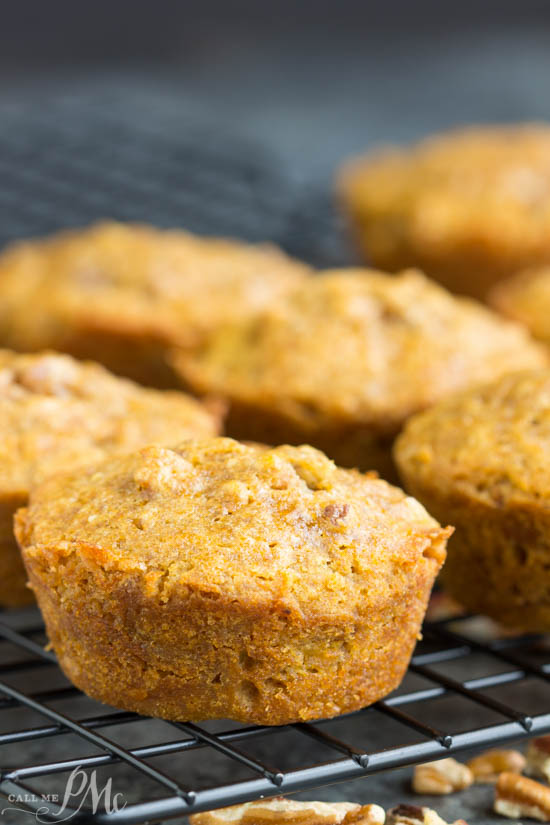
(3, 0), (550, 180)
(1, 3), (550, 823)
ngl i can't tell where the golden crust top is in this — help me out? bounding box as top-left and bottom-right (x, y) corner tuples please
(173, 269), (546, 433)
(0, 350), (218, 493)
(395, 369), (550, 506)
(490, 265), (550, 345)
(0, 221), (310, 351)
(18, 437), (449, 620)
(339, 125), (550, 262)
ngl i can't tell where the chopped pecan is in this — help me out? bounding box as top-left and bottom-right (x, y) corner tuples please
(323, 503), (350, 521)
(494, 771), (550, 821)
(190, 798), (385, 825)
(527, 736), (550, 783)
(467, 748), (526, 783)
(343, 805), (386, 825)
(412, 758), (473, 795)
(386, 804), (467, 825)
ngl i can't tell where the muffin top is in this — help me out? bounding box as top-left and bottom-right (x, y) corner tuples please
(173, 269), (546, 435)
(395, 370), (550, 506)
(490, 265), (550, 345)
(19, 438), (449, 618)
(339, 125), (550, 259)
(0, 222), (310, 351)
(0, 350), (219, 495)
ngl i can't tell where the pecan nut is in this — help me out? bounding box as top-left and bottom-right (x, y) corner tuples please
(343, 805), (386, 825)
(190, 799), (386, 825)
(412, 758), (473, 795)
(494, 771), (550, 821)
(467, 748), (526, 783)
(386, 804), (467, 825)
(527, 736), (550, 783)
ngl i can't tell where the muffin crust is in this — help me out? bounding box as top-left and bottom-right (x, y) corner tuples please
(17, 437), (450, 724)
(490, 265), (550, 347)
(395, 370), (550, 630)
(173, 269), (546, 479)
(0, 350), (219, 606)
(339, 125), (550, 298)
(0, 222), (309, 386)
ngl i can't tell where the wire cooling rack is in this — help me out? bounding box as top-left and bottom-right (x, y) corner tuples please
(0, 93), (549, 823)
(0, 609), (549, 823)
(0, 92), (350, 269)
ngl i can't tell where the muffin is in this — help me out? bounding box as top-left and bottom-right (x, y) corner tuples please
(172, 269), (546, 480)
(339, 125), (550, 299)
(0, 222), (309, 387)
(16, 437), (450, 725)
(395, 369), (550, 631)
(490, 265), (550, 347)
(0, 350), (220, 606)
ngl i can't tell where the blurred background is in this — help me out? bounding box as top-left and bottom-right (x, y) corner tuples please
(3, 0), (550, 177)
(2, 0), (550, 264)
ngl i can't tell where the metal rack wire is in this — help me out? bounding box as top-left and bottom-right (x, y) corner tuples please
(0, 92), (350, 270)
(0, 94), (549, 823)
(0, 610), (548, 823)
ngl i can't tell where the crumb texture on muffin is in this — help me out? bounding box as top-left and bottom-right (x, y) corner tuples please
(0, 349), (219, 607)
(173, 268), (545, 476)
(339, 125), (550, 297)
(0, 349), (219, 493)
(395, 369), (550, 630)
(0, 221), (309, 385)
(17, 437), (450, 724)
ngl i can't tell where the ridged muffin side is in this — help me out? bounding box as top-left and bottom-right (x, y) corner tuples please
(0, 350), (220, 606)
(395, 370), (550, 631)
(16, 438), (450, 725)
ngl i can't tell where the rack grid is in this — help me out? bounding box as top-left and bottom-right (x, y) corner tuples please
(0, 94), (549, 823)
(0, 610), (548, 823)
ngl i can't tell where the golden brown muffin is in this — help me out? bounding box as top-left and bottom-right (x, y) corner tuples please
(172, 269), (546, 480)
(0, 350), (220, 607)
(0, 222), (309, 387)
(16, 437), (450, 725)
(339, 125), (550, 299)
(490, 265), (550, 346)
(395, 369), (550, 631)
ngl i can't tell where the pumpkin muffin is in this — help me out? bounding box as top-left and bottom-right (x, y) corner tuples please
(172, 269), (546, 480)
(0, 350), (220, 607)
(339, 125), (550, 299)
(490, 265), (550, 347)
(395, 369), (550, 631)
(0, 222), (309, 387)
(16, 437), (450, 725)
